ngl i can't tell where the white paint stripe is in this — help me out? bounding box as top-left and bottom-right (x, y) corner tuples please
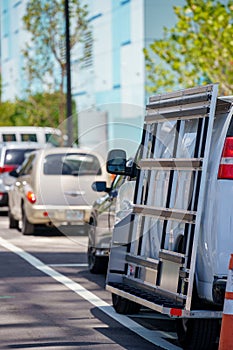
(223, 299), (233, 315)
(0, 237), (181, 350)
(49, 263), (88, 267)
(225, 270), (233, 292)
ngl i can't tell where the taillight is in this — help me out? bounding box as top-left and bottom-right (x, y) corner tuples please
(0, 165), (17, 173)
(26, 191), (36, 204)
(218, 137), (233, 179)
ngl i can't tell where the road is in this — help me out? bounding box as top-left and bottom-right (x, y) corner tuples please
(0, 210), (182, 350)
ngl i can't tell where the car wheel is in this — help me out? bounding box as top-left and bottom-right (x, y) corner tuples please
(112, 293), (141, 314)
(87, 246), (107, 274)
(176, 318), (220, 350)
(21, 205), (34, 235)
(8, 209), (19, 229)
(87, 219), (109, 274)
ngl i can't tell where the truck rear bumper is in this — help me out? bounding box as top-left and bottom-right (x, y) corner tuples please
(106, 283), (222, 319)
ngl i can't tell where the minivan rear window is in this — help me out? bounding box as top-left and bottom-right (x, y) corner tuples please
(43, 153), (102, 176)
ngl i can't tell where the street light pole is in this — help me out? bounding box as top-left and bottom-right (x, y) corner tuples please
(65, 0), (73, 146)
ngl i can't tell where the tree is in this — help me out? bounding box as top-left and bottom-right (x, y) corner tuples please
(16, 92), (66, 126)
(144, 0), (233, 95)
(0, 74), (2, 102)
(0, 102), (18, 126)
(22, 0), (90, 130)
(17, 92), (78, 142)
(0, 93), (78, 139)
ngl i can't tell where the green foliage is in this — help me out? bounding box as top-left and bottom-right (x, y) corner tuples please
(144, 0), (233, 95)
(0, 102), (18, 126)
(0, 74), (2, 102)
(17, 92), (66, 127)
(0, 92), (77, 135)
(19, 92), (78, 141)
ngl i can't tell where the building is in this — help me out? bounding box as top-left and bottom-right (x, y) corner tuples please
(74, 0), (185, 157)
(0, 0), (184, 157)
(1, 0), (28, 101)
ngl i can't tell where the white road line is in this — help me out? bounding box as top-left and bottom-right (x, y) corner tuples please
(49, 263), (88, 267)
(0, 237), (181, 350)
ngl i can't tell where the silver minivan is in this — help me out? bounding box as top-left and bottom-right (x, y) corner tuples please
(8, 147), (108, 235)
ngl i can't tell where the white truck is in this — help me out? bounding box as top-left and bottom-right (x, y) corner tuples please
(105, 84), (233, 350)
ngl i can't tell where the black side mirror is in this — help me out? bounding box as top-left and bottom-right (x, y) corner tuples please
(92, 181), (109, 192)
(107, 149), (127, 175)
(9, 169), (19, 178)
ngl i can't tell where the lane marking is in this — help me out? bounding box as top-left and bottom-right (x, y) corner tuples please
(49, 263), (88, 267)
(0, 237), (181, 350)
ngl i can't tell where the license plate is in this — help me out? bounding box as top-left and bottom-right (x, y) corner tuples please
(66, 210), (84, 221)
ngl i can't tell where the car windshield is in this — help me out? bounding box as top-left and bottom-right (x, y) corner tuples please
(5, 149), (37, 165)
(43, 153), (102, 176)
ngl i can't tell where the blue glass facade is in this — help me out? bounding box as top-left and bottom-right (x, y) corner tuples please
(111, 0), (131, 89)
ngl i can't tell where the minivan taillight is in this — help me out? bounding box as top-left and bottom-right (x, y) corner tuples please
(218, 137), (233, 179)
(0, 165), (17, 173)
(26, 191), (36, 204)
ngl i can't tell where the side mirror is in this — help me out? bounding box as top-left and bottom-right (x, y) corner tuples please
(107, 149), (127, 175)
(9, 169), (19, 178)
(92, 181), (109, 192)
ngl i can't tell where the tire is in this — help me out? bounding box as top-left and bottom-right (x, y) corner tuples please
(8, 210), (19, 229)
(82, 223), (89, 236)
(112, 293), (141, 315)
(176, 318), (220, 350)
(87, 220), (108, 274)
(87, 247), (107, 274)
(21, 205), (34, 235)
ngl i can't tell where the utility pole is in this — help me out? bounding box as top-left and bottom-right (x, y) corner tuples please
(65, 0), (73, 146)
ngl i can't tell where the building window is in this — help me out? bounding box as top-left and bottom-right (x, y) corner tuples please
(82, 31), (93, 68)
(121, 0), (130, 5)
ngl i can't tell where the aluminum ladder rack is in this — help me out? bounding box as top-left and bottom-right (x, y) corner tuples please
(106, 83), (229, 317)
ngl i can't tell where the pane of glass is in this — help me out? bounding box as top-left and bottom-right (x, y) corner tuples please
(20, 134), (37, 142)
(5, 149), (36, 165)
(43, 153), (102, 176)
(3, 134), (16, 142)
(45, 133), (63, 146)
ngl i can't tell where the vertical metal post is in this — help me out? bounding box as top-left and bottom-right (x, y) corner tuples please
(65, 0), (73, 146)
